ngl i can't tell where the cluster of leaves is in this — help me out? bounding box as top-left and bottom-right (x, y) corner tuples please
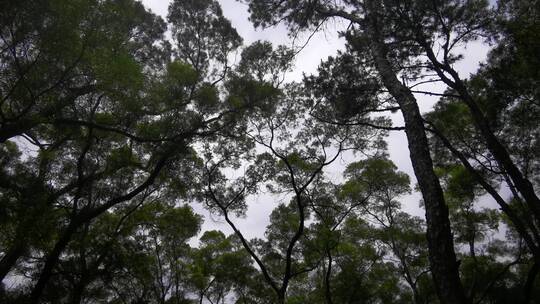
(0, 0), (259, 302)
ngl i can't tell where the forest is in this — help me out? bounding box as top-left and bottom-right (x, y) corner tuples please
(0, 0), (539, 303)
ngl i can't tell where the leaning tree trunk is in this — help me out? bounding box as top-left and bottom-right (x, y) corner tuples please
(363, 2), (469, 303)
(29, 220), (79, 303)
(418, 40), (540, 222)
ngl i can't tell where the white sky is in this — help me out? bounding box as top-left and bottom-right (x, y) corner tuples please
(140, 0), (491, 241)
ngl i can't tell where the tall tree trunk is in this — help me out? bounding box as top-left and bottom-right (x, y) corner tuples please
(324, 250), (334, 304)
(363, 2), (469, 303)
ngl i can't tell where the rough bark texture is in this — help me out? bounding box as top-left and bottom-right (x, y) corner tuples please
(372, 49), (468, 303)
(364, 2), (469, 303)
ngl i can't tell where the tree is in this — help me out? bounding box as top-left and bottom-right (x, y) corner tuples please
(424, 0), (540, 298)
(1, 0), (538, 303)
(200, 37), (389, 303)
(1, 0), (250, 302)
(341, 157), (435, 304)
(243, 0), (468, 302)
(190, 230), (255, 304)
(39, 202), (201, 304)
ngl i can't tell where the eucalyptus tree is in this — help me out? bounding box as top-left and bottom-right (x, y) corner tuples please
(387, 0), (540, 218)
(434, 163), (539, 303)
(1, 0), (170, 292)
(241, 1), (470, 301)
(297, 156), (434, 304)
(1, 0), (537, 303)
(104, 203), (202, 304)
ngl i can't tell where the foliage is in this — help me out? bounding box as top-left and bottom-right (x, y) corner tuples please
(0, 0), (538, 303)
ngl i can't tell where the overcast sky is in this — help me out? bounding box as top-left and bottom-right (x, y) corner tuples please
(140, 0), (491, 241)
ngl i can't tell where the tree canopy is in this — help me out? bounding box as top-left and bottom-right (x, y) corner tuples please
(0, 0), (538, 303)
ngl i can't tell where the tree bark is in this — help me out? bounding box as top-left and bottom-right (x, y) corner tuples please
(363, 2), (469, 303)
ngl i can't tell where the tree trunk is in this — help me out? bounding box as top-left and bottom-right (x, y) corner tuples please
(420, 41), (540, 221)
(29, 220), (78, 303)
(429, 125), (540, 257)
(363, 2), (469, 303)
(454, 82), (540, 220)
(325, 250), (334, 304)
(522, 261), (540, 304)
